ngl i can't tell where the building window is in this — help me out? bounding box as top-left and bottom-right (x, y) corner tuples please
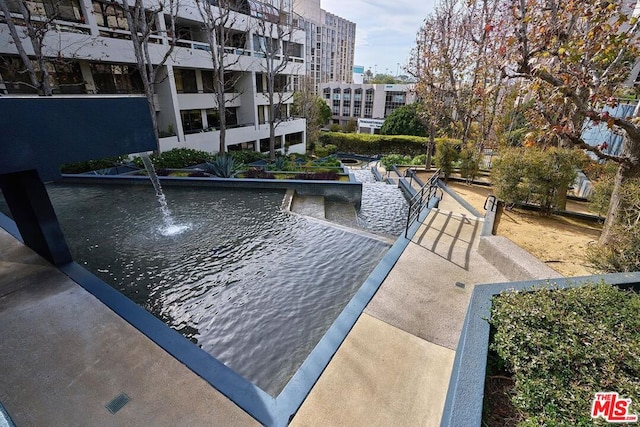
(286, 131), (304, 147)
(201, 70), (214, 93)
(353, 88), (362, 116)
(50, 61), (85, 94)
(7, 0), (84, 22)
(283, 41), (303, 58)
(205, 109), (219, 129)
(342, 88), (351, 116)
(93, 0), (128, 30)
(323, 87), (330, 99)
(258, 105), (267, 124)
(260, 137), (282, 152)
(90, 63), (143, 94)
(385, 91), (406, 117)
(332, 88), (340, 114)
(228, 141), (255, 151)
(181, 109), (203, 134)
(206, 107), (238, 128)
(364, 88), (374, 118)
(0, 57), (37, 94)
(174, 69), (197, 93)
(256, 73), (264, 92)
(226, 107), (238, 126)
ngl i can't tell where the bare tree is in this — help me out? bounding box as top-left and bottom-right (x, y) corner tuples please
(0, 0), (61, 95)
(253, 0), (303, 161)
(291, 75), (329, 150)
(195, 0), (248, 154)
(120, 0), (179, 149)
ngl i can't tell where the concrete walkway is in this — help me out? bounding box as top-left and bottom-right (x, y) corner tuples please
(0, 182), (507, 426)
(291, 190), (507, 426)
(0, 228), (258, 427)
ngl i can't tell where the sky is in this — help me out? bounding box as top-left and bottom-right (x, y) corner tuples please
(320, 0), (438, 77)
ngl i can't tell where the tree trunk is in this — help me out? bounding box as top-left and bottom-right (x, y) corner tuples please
(599, 159), (640, 245)
(426, 122), (436, 171)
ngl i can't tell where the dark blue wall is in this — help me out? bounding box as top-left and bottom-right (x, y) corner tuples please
(0, 96), (156, 181)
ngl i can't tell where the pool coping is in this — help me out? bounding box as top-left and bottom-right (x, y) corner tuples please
(0, 190), (439, 426)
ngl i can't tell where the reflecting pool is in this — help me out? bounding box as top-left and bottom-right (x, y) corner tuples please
(13, 184), (390, 396)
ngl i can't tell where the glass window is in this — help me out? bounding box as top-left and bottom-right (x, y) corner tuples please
(206, 109), (219, 129)
(181, 109), (202, 134)
(201, 70), (214, 93)
(174, 68), (197, 93)
(90, 62), (143, 94)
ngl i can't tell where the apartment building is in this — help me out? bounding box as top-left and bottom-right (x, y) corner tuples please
(294, 0), (355, 89)
(0, 0), (307, 155)
(320, 83), (416, 133)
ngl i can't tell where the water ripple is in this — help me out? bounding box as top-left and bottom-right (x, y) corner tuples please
(44, 184), (390, 396)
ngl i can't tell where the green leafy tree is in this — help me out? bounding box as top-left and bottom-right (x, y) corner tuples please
(459, 144), (481, 184)
(380, 104), (427, 136)
(493, 147), (581, 214)
(435, 139), (460, 180)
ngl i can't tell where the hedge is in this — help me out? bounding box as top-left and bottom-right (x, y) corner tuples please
(318, 132), (459, 156)
(488, 283), (640, 426)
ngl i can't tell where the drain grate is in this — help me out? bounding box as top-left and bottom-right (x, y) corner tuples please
(455, 281), (466, 289)
(105, 393), (131, 414)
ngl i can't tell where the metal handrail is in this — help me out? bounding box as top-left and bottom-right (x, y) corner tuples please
(404, 169), (442, 237)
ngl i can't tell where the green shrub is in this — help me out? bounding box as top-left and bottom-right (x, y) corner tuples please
(133, 148), (214, 169)
(492, 147), (581, 214)
(60, 155), (129, 174)
(315, 146), (330, 158)
(411, 154), (427, 166)
(380, 154), (412, 169)
(489, 283), (640, 426)
(459, 144), (482, 183)
(324, 144), (338, 155)
(318, 132), (442, 156)
(230, 151), (266, 165)
(435, 139), (460, 179)
(588, 161), (618, 216)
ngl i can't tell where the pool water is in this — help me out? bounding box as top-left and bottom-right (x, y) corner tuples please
(28, 184), (390, 396)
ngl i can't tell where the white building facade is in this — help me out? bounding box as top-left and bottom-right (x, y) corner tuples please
(0, 0), (307, 155)
(319, 83), (416, 132)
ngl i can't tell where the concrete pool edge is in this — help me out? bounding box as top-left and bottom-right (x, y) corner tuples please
(0, 194), (438, 426)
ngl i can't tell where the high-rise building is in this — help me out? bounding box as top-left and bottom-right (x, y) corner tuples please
(0, 0), (307, 155)
(294, 0), (356, 89)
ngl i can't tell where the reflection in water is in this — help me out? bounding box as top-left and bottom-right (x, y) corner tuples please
(33, 184), (390, 396)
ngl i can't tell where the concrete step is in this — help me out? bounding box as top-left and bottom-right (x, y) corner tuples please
(291, 194), (326, 220)
(325, 199), (359, 229)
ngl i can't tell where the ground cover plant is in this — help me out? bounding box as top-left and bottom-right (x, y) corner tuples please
(486, 283), (640, 426)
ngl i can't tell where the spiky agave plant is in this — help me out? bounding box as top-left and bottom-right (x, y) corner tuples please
(206, 155), (236, 178)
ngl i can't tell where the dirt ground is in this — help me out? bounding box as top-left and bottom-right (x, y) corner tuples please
(444, 181), (603, 277)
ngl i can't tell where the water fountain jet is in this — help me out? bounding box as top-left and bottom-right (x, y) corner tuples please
(138, 153), (189, 236)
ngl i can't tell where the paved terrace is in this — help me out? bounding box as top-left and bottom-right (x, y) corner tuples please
(0, 184), (510, 426)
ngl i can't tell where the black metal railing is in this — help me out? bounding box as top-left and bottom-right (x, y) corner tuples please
(405, 169), (442, 237)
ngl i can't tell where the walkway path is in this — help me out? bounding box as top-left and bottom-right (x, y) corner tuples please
(290, 187), (507, 426)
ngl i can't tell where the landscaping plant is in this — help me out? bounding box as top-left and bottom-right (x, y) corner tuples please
(488, 283), (640, 426)
(205, 155), (236, 178)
